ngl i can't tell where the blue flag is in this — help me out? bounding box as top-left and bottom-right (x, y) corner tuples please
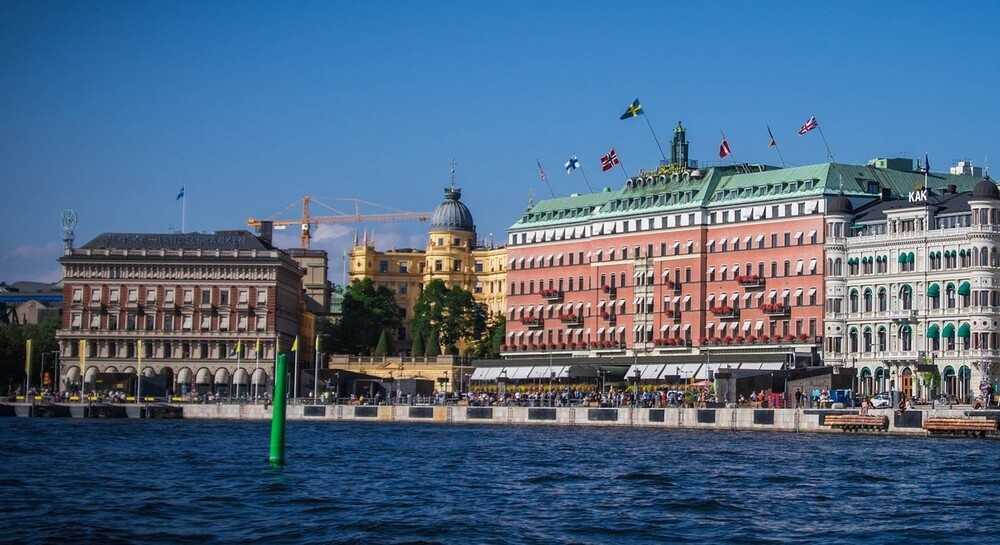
(176, 187), (184, 200)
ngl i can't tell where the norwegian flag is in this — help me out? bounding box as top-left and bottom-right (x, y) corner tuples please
(601, 148), (620, 172)
(798, 115), (818, 135)
(719, 137), (732, 159)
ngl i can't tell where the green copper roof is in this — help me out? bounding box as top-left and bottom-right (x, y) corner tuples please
(510, 160), (986, 230)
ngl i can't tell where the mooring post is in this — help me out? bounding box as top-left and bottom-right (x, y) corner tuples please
(269, 353), (288, 466)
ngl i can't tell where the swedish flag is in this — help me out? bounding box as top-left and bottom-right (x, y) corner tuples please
(619, 98), (643, 120)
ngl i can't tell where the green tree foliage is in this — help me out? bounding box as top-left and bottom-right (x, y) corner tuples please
(425, 329), (441, 357)
(374, 329), (392, 356)
(0, 318), (59, 393)
(410, 332), (425, 357)
(470, 314), (506, 359)
(322, 278), (401, 355)
(410, 279), (486, 353)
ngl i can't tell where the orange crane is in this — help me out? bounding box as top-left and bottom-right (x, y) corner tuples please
(247, 196), (431, 248)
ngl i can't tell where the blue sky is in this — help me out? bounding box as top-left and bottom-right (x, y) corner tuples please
(2, 1), (998, 283)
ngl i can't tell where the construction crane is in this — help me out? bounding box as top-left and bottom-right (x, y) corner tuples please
(247, 196), (432, 249)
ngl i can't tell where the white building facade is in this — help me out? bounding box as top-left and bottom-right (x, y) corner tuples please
(824, 180), (1000, 403)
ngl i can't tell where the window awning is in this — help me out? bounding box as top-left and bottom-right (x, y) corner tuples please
(927, 324), (940, 338)
(942, 323), (955, 338)
(958, 323), (971, 338)
(958, 281), (971, 296)
(927, 283), (940, 297)
(617, 326), (625, 334)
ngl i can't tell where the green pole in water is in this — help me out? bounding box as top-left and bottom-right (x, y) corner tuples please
(268, 352), (288, 466)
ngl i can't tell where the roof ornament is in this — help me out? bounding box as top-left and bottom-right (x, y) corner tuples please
(449, 159), (457, 189)
(61, 209), (78, 251)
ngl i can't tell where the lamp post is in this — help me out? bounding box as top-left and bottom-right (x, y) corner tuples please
(497, 369), (508, 403)
(633, 367), (641, 409)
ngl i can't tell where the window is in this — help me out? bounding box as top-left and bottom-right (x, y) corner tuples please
(72, 289), (83, 303)
(108, 314), (118, 331)
(238, 315), (248, 331)
(201, 290), (211, 305)
(200, 315), (211, 330)
(256, 315), (266, 332)
(182, 315), (193, 331)
(379, 260), (389, 273)
(475, 261), (484, 273)
(70, 312), (82, 329)
(399, 262), (409, 273)
(89, 314), (100, 329)
(165, 289), (175, 303)
(183, 289), (193, 304)
(219, 290), (229, 306)
(110, 288), (120, 303)
(128, 289), (138, 303)
(144, 314), (154, 331)
(434, 260), (443, 272)
(453, 259), (461, 272)
(146, 288), (156, 302)
(238, 290), (248, 304)
(400, 284), (408, 295)
(163, 314), (174, 332)
(256, 289), (267, 305)
(126, 313), (136, 331)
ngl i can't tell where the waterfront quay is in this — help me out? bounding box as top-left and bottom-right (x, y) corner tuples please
(5, 401), (1000, 438)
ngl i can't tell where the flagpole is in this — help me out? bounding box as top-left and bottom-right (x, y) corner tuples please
(293, 341), (299, 399)
(578, 165), (594, 192)
(642, 116), (668, 163)
(313, 336), (320, 404)
(181, 191), (186, 234)
(767, 125), (787, 167)
(720, 130), (737, 169)
(537, 160), (556, 198)
(136, 340), (141, 403)
(816, 125), (835, 161)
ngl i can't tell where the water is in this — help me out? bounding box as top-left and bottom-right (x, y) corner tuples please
(1, 419), (997, 545)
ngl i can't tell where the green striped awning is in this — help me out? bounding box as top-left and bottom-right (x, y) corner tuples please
(942, 323), (955, 338)
(927, 283), (940, 297)
(958, 323), (971, 338)
(927, 324), (940, 338)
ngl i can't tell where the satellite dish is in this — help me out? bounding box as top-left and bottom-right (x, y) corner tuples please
(61, 209), (78, 231)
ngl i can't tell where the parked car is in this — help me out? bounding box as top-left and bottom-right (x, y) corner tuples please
(870, 392), (892, 409)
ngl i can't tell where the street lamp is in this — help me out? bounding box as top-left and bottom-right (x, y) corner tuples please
(633, 367), (642, 409)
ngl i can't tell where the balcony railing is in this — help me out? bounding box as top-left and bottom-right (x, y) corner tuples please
(709, 306), (738, 319)
(761, 303), (789, 316)
(540, 289), (564, 302)
(558, 313), (583, 327)
(736, 275), (764, 289)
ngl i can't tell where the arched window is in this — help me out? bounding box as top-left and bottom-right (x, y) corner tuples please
(849, 289), (859, 313)
(946, 283), (956, 309)
(862, 327), (873, 352)
(900, 325), (913, 351)
(849, 328), (859, 353)
(959, 322), (971, 350)
(863, 289), (873, 313)
(928, 283), (940, 309)
(877, 326), (887, 352)
(899, 285), (913, 310)
(834, 258), (842, 275)
(878, 288), (887, 312)
(927, 323), (940, 351)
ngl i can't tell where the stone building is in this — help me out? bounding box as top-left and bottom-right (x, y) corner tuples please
(55, 230), (305, 394)
(824, 177), (1000, 402)
(348, 186), (507, 343)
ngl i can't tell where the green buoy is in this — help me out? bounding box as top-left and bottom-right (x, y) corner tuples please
(268, 353), (288, 466)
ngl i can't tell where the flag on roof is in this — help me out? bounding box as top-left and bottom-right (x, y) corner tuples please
(176, 187), (185, 200)
(600, 148), (620, 172)
(923, 153), (930, 174)
(619, 98), (643, 120)
(798, 116), (818, 135)
(719, 137), (732, 159)
(767, 126), (777, 148)
(564, 156), (580, 175)
(536, 160), (548, 183)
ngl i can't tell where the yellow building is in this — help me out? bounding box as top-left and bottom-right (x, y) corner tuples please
(348, 186), (506, 343)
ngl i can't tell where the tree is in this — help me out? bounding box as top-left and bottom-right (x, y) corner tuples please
(409, 279), (484, 352)
(0, 317), (59, 394)
(324, 278), (401, 355)
(410, 332), (425, 357)
(374, 329), (392, 356)
(469, 314), (505, 359)
(425, 330), (441, 357)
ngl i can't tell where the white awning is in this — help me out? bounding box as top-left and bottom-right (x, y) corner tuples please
(645, 295), (653, 304)
(633, 296), (642, 305)
(759, 362), (785, 371)
(743, 236), (752, 246)
(720, 294), (728, 303)
(782, 289), (790, 297)
(673, 325), (681, 334)
(795, 288), (803, 297)
(755, 234), (764, 243)
(707, 266), (715, 274)
(584, 328), (591, 335)
(575, 302), (583, 311)
(662, 270), (670, 278)
(696, 363), (727, 380)
(808, 230), (816, 239)
(634, 324), (643, 332)
(634, 271), (643, 279)
(546, 304), (554, 312)
(707, 294), (715, 303)
(796, 261), (804, 273)
(673, 296), (682, 304)
(597, 328), (605, 335)
(617, 326), (625, 334)
(744, 293), (752, 302)
(660, 324), (670, 332)
(794, 231), (802, 240)
(508, 367), (533, 380)
(743, 321), (752, 331)
(808, 288), (817, 296)
(507, 332), (515, 340)
(683, 324), (691, 332)
(755, 320), (764, 330)
(516, 331), (524, 339)
(683, 295), (691, 304)
(662, 363), (701, 379)
(598, 301), (606, 310)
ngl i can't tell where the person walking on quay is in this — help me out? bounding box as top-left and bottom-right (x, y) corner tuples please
(794, 388), (804, 409)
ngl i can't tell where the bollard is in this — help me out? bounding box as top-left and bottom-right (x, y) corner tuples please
(268, 353), (288, 466)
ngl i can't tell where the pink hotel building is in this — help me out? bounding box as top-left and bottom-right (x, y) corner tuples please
(500, 132), (973, 365)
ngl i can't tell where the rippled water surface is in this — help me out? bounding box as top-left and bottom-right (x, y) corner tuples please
(1, 419), (998, 544)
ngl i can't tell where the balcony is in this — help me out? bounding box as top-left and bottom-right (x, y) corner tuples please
(558, 312), (583, 327)
(736, 275), (764, 289)
(521, 317), (544, 330)
(761, 303), (789, 316)
(888, 308), (917, 321)
(540, 289), (563, 302)
(709, 305), (738, 320)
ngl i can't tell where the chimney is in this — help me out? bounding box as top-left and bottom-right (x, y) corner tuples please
(258, 221), (274, 246)
(880, 188), (891, 201)
(948, 184), (957, 194)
